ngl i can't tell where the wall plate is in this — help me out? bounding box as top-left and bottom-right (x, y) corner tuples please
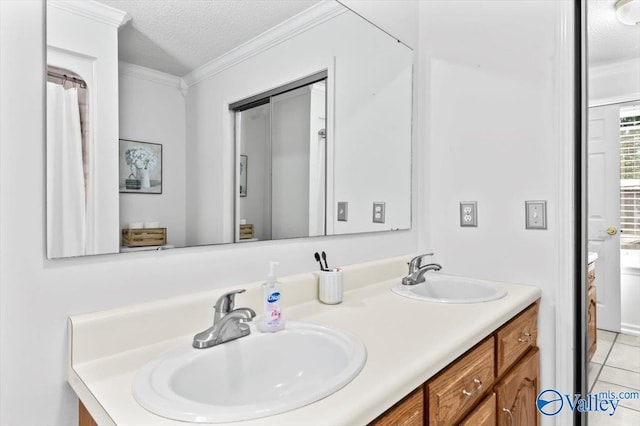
(337, 202), (348, 222)
(460, 201), (477, 227)
(372, 202), (385, 223)
(525, 200), (547, 230)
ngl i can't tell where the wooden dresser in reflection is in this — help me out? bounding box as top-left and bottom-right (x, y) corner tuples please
(588, 261), (597, 361)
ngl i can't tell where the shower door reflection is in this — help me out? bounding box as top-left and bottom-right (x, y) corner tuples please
(236, 79), (327, 242)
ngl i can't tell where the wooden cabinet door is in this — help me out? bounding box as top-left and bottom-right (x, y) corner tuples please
(587, 263), (596, 289)
(459, 393), (496, 426)
(495, 348), (539, 426)
(588, 286), (598, 361)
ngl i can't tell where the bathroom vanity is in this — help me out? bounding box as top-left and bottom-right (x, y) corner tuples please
(68, 255), (541, 426)
(370, 302), (539, 425)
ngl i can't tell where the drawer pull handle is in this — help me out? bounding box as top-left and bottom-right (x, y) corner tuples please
(502, 408), (514, 426)
(461, 378), (483, 397)
(517, 332), (532, 343)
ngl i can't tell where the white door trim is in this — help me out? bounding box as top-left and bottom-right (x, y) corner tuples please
(554, 2), (578, 425)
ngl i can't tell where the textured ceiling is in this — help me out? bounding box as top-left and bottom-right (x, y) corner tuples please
(588, 0), (640, 66)
(99, 0), (321, 76)
(99, 0), (638, 75)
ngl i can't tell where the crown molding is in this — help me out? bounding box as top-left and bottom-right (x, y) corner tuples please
(182, 0), (346, 87)
(589, 93), (640, 108)
(589, 57), (640, 79)
(119, 62), (182, 87)
(47, 0), (131, 29)
(589, 58), (640, 106)
(119, 62), (187, 95)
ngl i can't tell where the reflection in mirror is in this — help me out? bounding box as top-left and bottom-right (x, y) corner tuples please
(46, 66), (90, 258)
(46, 0), (413, 258)
(235, 76), (327, 242)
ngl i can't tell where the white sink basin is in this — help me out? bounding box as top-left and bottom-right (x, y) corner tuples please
(133, 321), (367, 423)
(391, 274), (507, 303)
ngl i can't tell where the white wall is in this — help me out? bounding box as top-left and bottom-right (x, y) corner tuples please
(47, 2), (120, 255)
(185, 9), (412, 245)
(332, 37), (412, 235)
(118, 66), (187, 248)
(589, 58), (640, 106)
(0, 2), (419, 425)
(339, 0), (418, 49)
(418, 1), (575, 424)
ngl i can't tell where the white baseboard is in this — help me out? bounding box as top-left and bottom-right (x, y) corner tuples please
(621, 323), (640, 337)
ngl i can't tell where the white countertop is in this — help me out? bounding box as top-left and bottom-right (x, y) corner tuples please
(67, 255), (541, 426)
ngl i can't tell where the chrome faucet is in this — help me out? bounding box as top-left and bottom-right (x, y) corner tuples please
(402, 254), (442, 285)
(193, 289), (256, 349)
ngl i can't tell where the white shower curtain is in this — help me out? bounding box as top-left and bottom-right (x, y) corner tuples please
(47, 82), (86, 258)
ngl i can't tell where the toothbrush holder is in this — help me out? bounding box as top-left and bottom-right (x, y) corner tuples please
(316, 269), (343, 304)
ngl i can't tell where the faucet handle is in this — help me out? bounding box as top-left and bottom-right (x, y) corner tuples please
(214, 289), (246, 319)
(408, 253), (434, 271)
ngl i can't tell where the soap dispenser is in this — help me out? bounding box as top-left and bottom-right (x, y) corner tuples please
(258, 261), (285, 332)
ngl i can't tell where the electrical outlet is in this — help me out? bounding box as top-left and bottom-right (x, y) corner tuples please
(525, 201), (547, 229)
(337, 202), (348, 222)
(460, 201), (477, 227)
(372, 202), (385, 223)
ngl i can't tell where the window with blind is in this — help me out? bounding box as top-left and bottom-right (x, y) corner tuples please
(620, 105), (640, 250)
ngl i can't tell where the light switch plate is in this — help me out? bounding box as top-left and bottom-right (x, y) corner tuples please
(525, 200), (547, 229)
(337, 202), (348, 222)
(460, 201), (477, 227)
(372, 202), (385, 223)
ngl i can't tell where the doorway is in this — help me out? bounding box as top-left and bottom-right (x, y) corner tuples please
(587, 102), (640, 400)
(586, 90), (640, 425)
(585, 2), (640, 421)
(588, 102), (640, 333)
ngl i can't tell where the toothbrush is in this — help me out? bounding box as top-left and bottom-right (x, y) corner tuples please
(314, 252), (326, 271)
(321, 251), (329, 270)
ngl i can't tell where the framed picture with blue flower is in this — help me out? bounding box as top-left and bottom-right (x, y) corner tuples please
(119, 139), (162, 194)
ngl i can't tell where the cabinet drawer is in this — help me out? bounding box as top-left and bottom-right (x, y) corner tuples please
(588, 263), (596, 289)
(496, 303), (538, 377)
(459, 393), (496, 426)
(370, 386), (424, 426)
(427, 337), (494, 426)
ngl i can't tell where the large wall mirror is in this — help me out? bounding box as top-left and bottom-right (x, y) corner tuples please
(45, 0), (413, 258)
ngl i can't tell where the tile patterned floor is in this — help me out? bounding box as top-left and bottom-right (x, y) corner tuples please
(589, 330), (640, 425)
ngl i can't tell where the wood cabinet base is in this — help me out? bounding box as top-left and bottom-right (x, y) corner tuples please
(79, 401), (97, 426)
(369, 387), (424, 426)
